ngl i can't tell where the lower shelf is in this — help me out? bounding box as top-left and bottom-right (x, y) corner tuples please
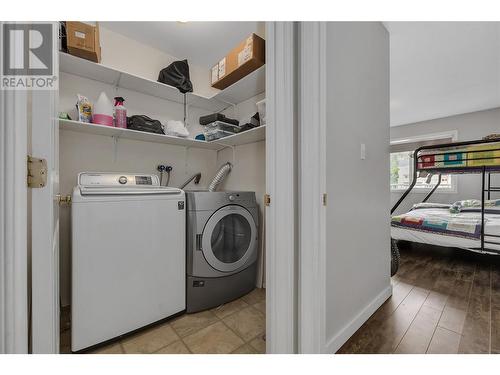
(59, 119), (266, 150)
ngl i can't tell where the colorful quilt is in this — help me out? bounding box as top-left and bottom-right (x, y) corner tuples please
(391, 207), (482, 239)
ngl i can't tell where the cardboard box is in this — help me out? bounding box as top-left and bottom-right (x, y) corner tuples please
(66, 22), (101, 63)
(211, 33), (265, 90)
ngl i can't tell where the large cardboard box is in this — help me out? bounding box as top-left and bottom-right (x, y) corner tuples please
(211, 33), (265, 90)
(66, 22), (101, 63)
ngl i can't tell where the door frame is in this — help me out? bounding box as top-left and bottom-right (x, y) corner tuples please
(30, 22), (60, 353)
(0, 22), (29, 354)
(265, 21), (298, 353)
(2, 20), (299, 354)
(297, 22), (327, 353)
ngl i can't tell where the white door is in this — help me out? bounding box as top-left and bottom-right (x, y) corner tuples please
(30, 22), (60, 353)
(0, 21), (59, 354)
(0, 22), (29, 353)
(299, 22), (391, 353)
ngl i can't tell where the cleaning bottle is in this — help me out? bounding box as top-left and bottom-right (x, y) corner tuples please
(113, 97), (127, 129)
(93, 92), (114, 127)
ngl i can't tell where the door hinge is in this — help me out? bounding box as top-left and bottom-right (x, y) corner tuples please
(27, 156), (47, 188)
(56, 194), (72, 205)
(264, 194), (271, 207)
(322, 193), (327, 206)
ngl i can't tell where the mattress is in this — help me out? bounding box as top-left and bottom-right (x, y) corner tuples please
(391, 205), (500, 254)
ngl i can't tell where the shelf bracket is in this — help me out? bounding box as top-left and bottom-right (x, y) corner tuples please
(112, 135), (119, 163)
(114, 72), (123, 89)
(184, 146), (190, 171)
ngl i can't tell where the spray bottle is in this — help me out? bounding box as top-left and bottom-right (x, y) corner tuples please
(113, 97), (127, 129)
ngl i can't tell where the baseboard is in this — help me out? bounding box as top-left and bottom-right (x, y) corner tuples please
(325, 284), (393, 354)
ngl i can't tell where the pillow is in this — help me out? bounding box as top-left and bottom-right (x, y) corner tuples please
(411, 203), (451, 211)
(450, 199), (500, 213)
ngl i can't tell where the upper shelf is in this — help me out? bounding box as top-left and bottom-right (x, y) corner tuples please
(59, 52), (265, 112)
(59, 52), (226, 112)
(59, 119), (266, 150)
(212, 66), (265, 105)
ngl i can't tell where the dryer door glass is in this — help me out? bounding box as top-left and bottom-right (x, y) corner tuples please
(202, 206), (257, 273)
(211, 213), (251, 264)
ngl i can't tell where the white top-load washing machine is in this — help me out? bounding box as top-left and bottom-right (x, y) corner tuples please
(71, 172), (185, 352)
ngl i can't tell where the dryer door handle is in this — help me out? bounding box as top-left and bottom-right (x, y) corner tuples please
(196, 234), (203, 251)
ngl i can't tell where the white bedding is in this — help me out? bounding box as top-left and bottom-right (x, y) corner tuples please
(391, 207), (500, 254)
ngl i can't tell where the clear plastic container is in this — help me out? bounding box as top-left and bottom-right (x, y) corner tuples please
(256, 99), (266, 125)
(203, 121), (240, 141)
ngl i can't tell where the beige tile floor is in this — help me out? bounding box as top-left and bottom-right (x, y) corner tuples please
(60, 287), (266, 354)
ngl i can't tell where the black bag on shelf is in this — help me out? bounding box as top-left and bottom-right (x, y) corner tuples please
(199, 113), (239, 126)
(158, 60), (193, 94)
(126, 115), (164, 135)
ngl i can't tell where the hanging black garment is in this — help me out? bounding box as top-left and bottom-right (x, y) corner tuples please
(158, 60), (194, 94)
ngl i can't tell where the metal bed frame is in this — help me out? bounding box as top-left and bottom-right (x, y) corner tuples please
(391, 137), (500, 254)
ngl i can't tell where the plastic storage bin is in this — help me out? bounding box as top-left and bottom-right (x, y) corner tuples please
(256, 99), (266, 125)
(203, 121), (240, 141)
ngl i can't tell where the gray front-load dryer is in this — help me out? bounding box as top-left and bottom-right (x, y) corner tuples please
(185, 191), (258, 313)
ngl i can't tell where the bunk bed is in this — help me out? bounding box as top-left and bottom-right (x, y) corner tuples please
(390, 137), (500, 276)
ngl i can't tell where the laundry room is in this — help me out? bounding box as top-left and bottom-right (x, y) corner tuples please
(57, 22), (267, 354)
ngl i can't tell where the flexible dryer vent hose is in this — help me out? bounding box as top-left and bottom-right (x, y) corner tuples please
(208, 162), (232, 192)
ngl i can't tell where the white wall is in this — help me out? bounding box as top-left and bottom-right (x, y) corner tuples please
(59, 27), (266, 306)
(216, 140), (266, 286)
(324, 22), (391, 352)
(218, 93), (266, 286)
(391, 107), (500, 214)
(99, 26), (219, 98)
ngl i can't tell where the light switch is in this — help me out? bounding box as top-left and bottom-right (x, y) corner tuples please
(360, 143), (366, 160)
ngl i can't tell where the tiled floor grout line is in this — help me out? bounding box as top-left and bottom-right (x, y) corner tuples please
(61, 292), (265, 354)
(170, 299), (265, 354)
(219, 304), (265, 346)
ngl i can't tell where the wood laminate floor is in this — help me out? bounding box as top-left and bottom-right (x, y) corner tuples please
(338, 242), (500, 354)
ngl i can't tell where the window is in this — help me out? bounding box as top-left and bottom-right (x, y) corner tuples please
(390, 132), (457, 192)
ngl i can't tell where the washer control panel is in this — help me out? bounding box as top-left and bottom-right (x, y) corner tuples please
(226, 193), (243, 203)
(79, 173), (159, 187)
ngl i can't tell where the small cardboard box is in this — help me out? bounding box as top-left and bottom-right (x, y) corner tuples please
(66, 21), (101, 63)
(211, 33), (265, 90)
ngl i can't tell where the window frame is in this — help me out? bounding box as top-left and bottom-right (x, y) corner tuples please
(390, 130), (459, 194)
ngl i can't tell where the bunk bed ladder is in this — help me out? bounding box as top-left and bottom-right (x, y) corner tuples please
(481, 166), (486, 251)
(422, 174), (442, 203)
